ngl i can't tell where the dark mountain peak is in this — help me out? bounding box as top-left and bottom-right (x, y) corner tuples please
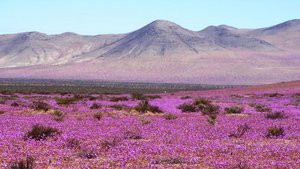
(218, 25), (237, 30)
(274, 19), (300, 28)
(22, 31), (47, 36)
(198, 25), (274, 50)
(140, 20), (188, 33)
(58, 32), (80, 37)
(199, 25), (232, 36)
(18, 31), (49, 40)
(262, 19), (300, 33)
(148, 20), (180, 28)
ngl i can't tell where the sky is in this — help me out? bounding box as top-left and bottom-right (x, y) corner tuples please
(1, 0), (300, 35)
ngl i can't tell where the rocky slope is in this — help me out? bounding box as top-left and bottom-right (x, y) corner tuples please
(0, 19), (299, 84)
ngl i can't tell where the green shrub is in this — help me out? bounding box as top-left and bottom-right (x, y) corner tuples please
(207, 114), (217, 125)
(225, 106), (244, 114)
(124, 130), (143, 140)
(138, 116), (152, 125)
(233, 162), (251, 169)
(55, 98), (76, 105)
(55, 95), (84, 105)
(10, 156), (35, 169)
(90, 103), (101, 109)
(110, 104), (128, 110)
(25, 124), (60, 141)
(78, 149), (97, 159)
(253, 104), (272, 112)
(66, 138), (80, 149)
(193, 97), (211, 106)
(266, 126), (285, 138)
(93, 112), (103, 120)
(178, 97), (219, 114)
(194, 97), (219, 115)
(265, 111), (285, 120)
(154, 157), (185, 164)
(163, 113), (177, 120)
(177, 103), (197, 112)
(52, 110), (65, 122)
(200, 104), (220, 115)
(31, 101), (51, 112)
(180, 96), (192, 99)
(109, 96), (129, 102)
(131, 92), (146, 100)
(101, 137), (120, 150)
(229, 124), (250, 138)
(134, 101), (162, 113)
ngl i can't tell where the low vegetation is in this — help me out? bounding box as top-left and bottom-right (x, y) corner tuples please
(11, 102), (19, 107)
(207, 114), (217, 125)
(145, 95), (161, 99)
(90, 103), (101, 109)
(93, 112), (103, 120)
(66, 138), (81, 149)
(163, 113), (177, 120)
(110, 104), (128, 110)
(101, 137), (120, 150)
(195, 97), (220, 115)
(177, 103), (197, 112)
(25, 124), (60, 140)
(138, 116), (152, 125)
(134, 100), (162, 113)
(180, 96), (192, 99)
(51, 110), (66, 122)
(124, 130), (143, 140)
(229, 124), (251, 138)
(78, 149), (98, 159)
(109, 96), (129, 102)
(264, 93), (283, 97)
(131, 92), (146, 100)
(266, 126), (285, 138)
(31, 101), (51, 112)
(154, 157), (186, 165)
(250, 103), (272, 112)
(177, 97), (220, 115)
(233, 162), (251, 169)
(265, 111), (286, 119)
(292, 93), (300, 98)
(1, 83), (299, 168)
(55, 95), (84, 105)
(225, 106), (244, 114)
(10, 156), (35, 169)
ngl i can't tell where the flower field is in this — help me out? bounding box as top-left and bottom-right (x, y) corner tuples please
(0, 83), (299, 168)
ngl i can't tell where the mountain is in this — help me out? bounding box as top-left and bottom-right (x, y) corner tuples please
(0, 19), (299, 85)
(255, 19), (300, 35)
(78, 20), (276, 60)
(0, 32), (124, 67)
(85, 20), (204, 58)
(198, 25), (274, 50)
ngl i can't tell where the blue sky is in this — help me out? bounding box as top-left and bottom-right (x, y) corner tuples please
(1, 0), (299, 35)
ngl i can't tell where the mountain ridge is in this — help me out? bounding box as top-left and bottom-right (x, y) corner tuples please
(0, 19), (299, 85)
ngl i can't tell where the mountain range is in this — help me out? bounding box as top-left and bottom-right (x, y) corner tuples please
(0, 19), (299, 85)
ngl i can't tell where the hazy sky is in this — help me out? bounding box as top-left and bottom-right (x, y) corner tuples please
(1, 0), (299, 35)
